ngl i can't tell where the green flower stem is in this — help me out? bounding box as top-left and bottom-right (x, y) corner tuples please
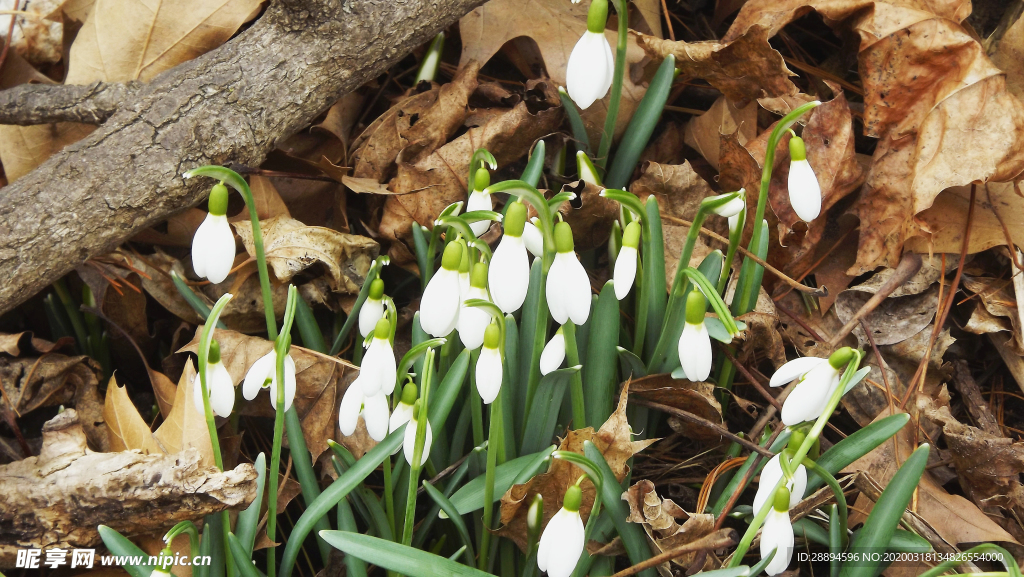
(164, 521), (201, 559)
(382, 456), (396, 538)
(267, 287), (299, 577)
(572, 486), (604, 577)
(479, 390), (505, 570)
(470, 349), (485, 446)
(562, 322), (587, 429)
(184, 166), (279, 340)
(718, 207), (745, 295)
(402, 349), (435, 546)
(596, 0), (629, 170)
(733, 102), (819, 316)
(284, 406), (332, 564)
(804, 460), (848, 549)
(329, 256), (389, 356)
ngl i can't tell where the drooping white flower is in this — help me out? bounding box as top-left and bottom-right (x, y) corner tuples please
(459, 262), (492, 350)
(523, 218), (544, 258)
(358, 318), (397, 396)
(403, 403), (433, 467)
(537, 484), (585, 577)
(358, 278), (386, 338)
(547, 221), (591, 325)
(565, 0), (613, 110)
(752, 453), (807, 514)
(489, 201), (530, 313)
(193, 340), (234, 418)
(389, 382), (417, 435)
(338, 383), (390, 442)
(540, 329), (566, 375)
(678, 290), (712, 382)
(242, 348), (297, 412)
(576, 151), (602, 187)
(705, 190), (745, 218)
(788, 135), (821, 222)
(770, 348), (853, 426)
(613, 220), (640, 300)
(476, 324), (503, 403)
(760, 488), (796, 576)
(192, 183), (236, 284)
(421, 241), (463, 337)
(467, 167), (493, 237)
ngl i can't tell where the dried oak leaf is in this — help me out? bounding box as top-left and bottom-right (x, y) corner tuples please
(725, 0), (1024, 274)
(152, 360), (216, 468)
(683, 96), (757, 171)
(105, 375), (164, 456)
(959, 275), (1024, 354)
(834, 283), (939, 347)
(496, 383), (657, 551)
(905, 182), (1024, 261)
(629, 373), (723, 442)
(178, 328), (358, 463)
(635, 24), (798, 104)
(380, 82), (564, 262)
(624, 480), (716, 573)
(233, 215), (379, 294)
(0, 332), (71, 357)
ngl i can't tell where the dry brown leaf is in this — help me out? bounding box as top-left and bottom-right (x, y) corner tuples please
(683, 96), (757, 171)
(315, 90), (366, 159)
(178, 328), (358, 462)
(0, 352), (105, 441)
(152, 360), (215, 468)
(958, 275), (1024, 354)
(0, 332), (70, 356)
(905, 182), (1024, 260)
(635, 25), (798, 104)
(624, 480), (715, 573)
(459, 0), (647, 142)
(835, 284), (939, 347)
(553, 180), (619, 252)
(734, 289), (787, 370)
(629, 373), (722, 442)
(233, 216), (379, 294)
(104, 375), (164, 454)
(496, 383), (657, 550)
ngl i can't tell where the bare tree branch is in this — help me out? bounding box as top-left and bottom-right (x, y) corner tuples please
(0, 81), (135, 125)
(0, 0), (487, 316)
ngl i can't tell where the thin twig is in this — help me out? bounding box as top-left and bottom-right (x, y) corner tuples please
(717, 346), (783, 411)
(713, 426), (784, 529)
(828, 251), (923, 347)
(608, 529), (738, 577)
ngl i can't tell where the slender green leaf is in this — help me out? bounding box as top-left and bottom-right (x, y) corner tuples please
(285, 406), (331, 563)
(522, 367), (579, 454)
(228, 533), (267, 577)
(806, 413), (910, 493)
(449, 447), (554, 514)
(235, 452), (265, 556)
(423, 481), (476, 565)
(335, 497), (368, 577)
(170, 272), (226, 329)
(584, 281), (620, 427)
(793, 517), (830, 546)
(605, 55), (675, 190)
(320, 532), (495, 577)
(829, 505), (842, 577)
(616, 347), (647, 381)
(642, 197), (666, 361)
(97, 526), (152, 577)
(520, 260), (546, 408)
(558, 88), (591, 154)
(521, 140), (547, 187)
(917, 543), (1021, 577)
(294, 297), (327, 353)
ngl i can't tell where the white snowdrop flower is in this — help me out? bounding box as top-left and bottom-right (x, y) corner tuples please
(388, 382), (417, 435)
(475, 324), (503, 404)
(193, 340), (234, 418)
(576, 151), (602, 187)
(192, 183), (236, 284)
(403, 402), (433, 467)
(459, 262), (492, 350)
(537, 484), (585, 577)
(338, 383), (390, 442)
(613, 220), (640, 300)
(242, 348), (297, 412)
(459, 243), (472, 298)
(358, 318), (397, 396)
(523, 218), (544, 258)
(358, 278), (386, 338)
(565, 0), (613, 110)
(770, 347), (854, 426)
(467, 168), (493, 237)
(788, 135), (822, 222)
(707, 189), (745, 218)
(540, 328), (566, 375)
(489, 201), (531, 313)
(421, 241), (464, 337)
(546, 221), (592, 325)
(752, 453), (807, 514)
(760, 487), (795, 576)
(678, 290), (712, 382)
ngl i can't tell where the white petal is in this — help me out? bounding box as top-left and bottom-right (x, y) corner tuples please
(338, 385), (364, 436)
(761, 509), (795, 576)
(389, 402), (415, 434)
(566, 32), (614, 110)
(475, 347), (503, 404)
(788, 159), (822, 222)
(523, 220), (544, 257)
(679, 322), (712, 382)
(403, 418), (433, 467)
(753, 455), (807, 513)
(769, 357), (826, 388)
(539, 508), (585, 577)
(781, 362), (840, 426)
(206, 216), (237, 284)
(362, 393), (391, 442)
(193, 374), (206, 415)
(420, 268), (461, 337)
(191, 214), (215, 278)
(613, 246), (637, 300)
(467, 191), (492, 236)
(489, 236), (530, 313)
(563, 253), (593, 325)
(379, 341), (397, 395)
(458, 287), (491, 350)
(545, 256), (569, 324)
(460, 273), (471, 300)
(358, 298), (384, 338)
(243, 352), (275, 401)
(208, 362), (235, 418)
(361, 338), (396, 396)
(540, 332), (566, 375)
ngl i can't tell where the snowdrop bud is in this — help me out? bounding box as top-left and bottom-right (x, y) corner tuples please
(467, 173), (492, 235)
(537, 484), (585, 577)
(546, 222), (592, 325)
(359, 279), (386, 337)
(192, 183), (236, 284)
(490, 202), (530, 313)
(403, 402), (433, 467)
(678, 290), (712, 382)
(359, 318), (397, 396)
(576, 151), (602, 186)
(540, 328), (566, 375)
(459, 262), (492, 349)
(709, 190), (745, 218)
(787, 136), (821, 222)
(475, 324), (503, 404)
(565, 0), (613, 110)
(194, 340), (235, 418)
(242, 349), (297, 412)
(828, 346), (854, 369)
(528, 494), (544, 543)
(421, 242), (463, 337)
(613, 221), (640, 300)
(760, 487), (795, 576)
(523, 218), (544, 257)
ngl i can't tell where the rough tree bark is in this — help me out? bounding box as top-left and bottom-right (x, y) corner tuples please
(0, 0), (487, 316)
